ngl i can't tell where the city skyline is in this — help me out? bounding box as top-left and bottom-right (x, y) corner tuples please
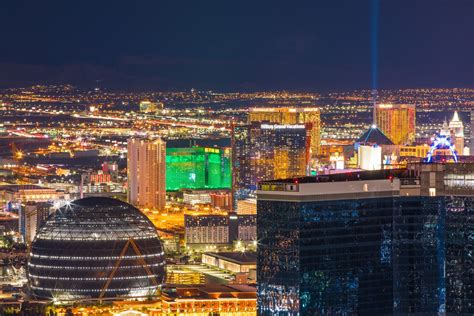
(0, 1), (473, 315)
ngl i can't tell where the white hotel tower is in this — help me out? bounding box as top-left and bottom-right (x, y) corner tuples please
(449, 111), (466, 155)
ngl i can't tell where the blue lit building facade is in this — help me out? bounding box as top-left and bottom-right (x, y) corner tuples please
(257, 163), (474, 315)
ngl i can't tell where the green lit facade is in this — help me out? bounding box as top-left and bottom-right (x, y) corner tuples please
(166, 147), (232, 191)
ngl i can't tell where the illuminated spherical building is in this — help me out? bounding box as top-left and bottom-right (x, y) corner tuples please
(28, 197), (166, 301)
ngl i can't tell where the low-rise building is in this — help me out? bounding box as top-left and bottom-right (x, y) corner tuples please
(0, 185), (64, 204)
(166, 266), (206, 285)
(151, 284), (257, 316)
(184, 213), (256, 251)
(202, 252), (257, 274)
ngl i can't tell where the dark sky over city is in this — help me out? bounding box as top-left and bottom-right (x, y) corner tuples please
(0, 0), (472, 91)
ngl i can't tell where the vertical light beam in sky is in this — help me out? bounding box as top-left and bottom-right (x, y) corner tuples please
(371, 0), (380, 124)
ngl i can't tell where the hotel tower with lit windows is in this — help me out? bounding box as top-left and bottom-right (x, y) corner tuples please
(375, 103), (416, 145)
(127, 138), (166, 210)
(232, 107), (320, 196)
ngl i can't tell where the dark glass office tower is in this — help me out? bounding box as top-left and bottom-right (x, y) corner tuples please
(257, 163), (474, 315)
(392, 196), (446, 314)
(232, 122), (308, 193)
(232, 124), (253, 197)
(444, 196), (474, 313)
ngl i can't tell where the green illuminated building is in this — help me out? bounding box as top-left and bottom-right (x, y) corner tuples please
(166, 147), (232, 191)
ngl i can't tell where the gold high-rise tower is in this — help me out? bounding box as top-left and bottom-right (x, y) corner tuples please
(375, 104), (416, 145)
(127, 138), (166, 210)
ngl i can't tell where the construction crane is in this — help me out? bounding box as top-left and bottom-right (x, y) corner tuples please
(99, 238), (158, 300)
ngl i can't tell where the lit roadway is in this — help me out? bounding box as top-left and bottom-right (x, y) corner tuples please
(6, 130), (49, 139)
(146, 119), (231, 131)
(4, 107), (231, 132)
(72, 113), (131, 122)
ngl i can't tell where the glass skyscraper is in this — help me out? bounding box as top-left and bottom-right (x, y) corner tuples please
(232, 107), (320, 199)
(248, 107), (321, 157)
(232, 122), (308, 193)
(257, 163), (474, 315)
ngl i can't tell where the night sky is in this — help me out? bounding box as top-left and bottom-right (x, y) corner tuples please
(0, 0), (472, 91)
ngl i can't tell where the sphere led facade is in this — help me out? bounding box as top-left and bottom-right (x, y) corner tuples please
(28, 197), (166, 301)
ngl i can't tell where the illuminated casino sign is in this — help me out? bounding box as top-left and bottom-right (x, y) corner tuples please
(426, 134), (458, 163)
